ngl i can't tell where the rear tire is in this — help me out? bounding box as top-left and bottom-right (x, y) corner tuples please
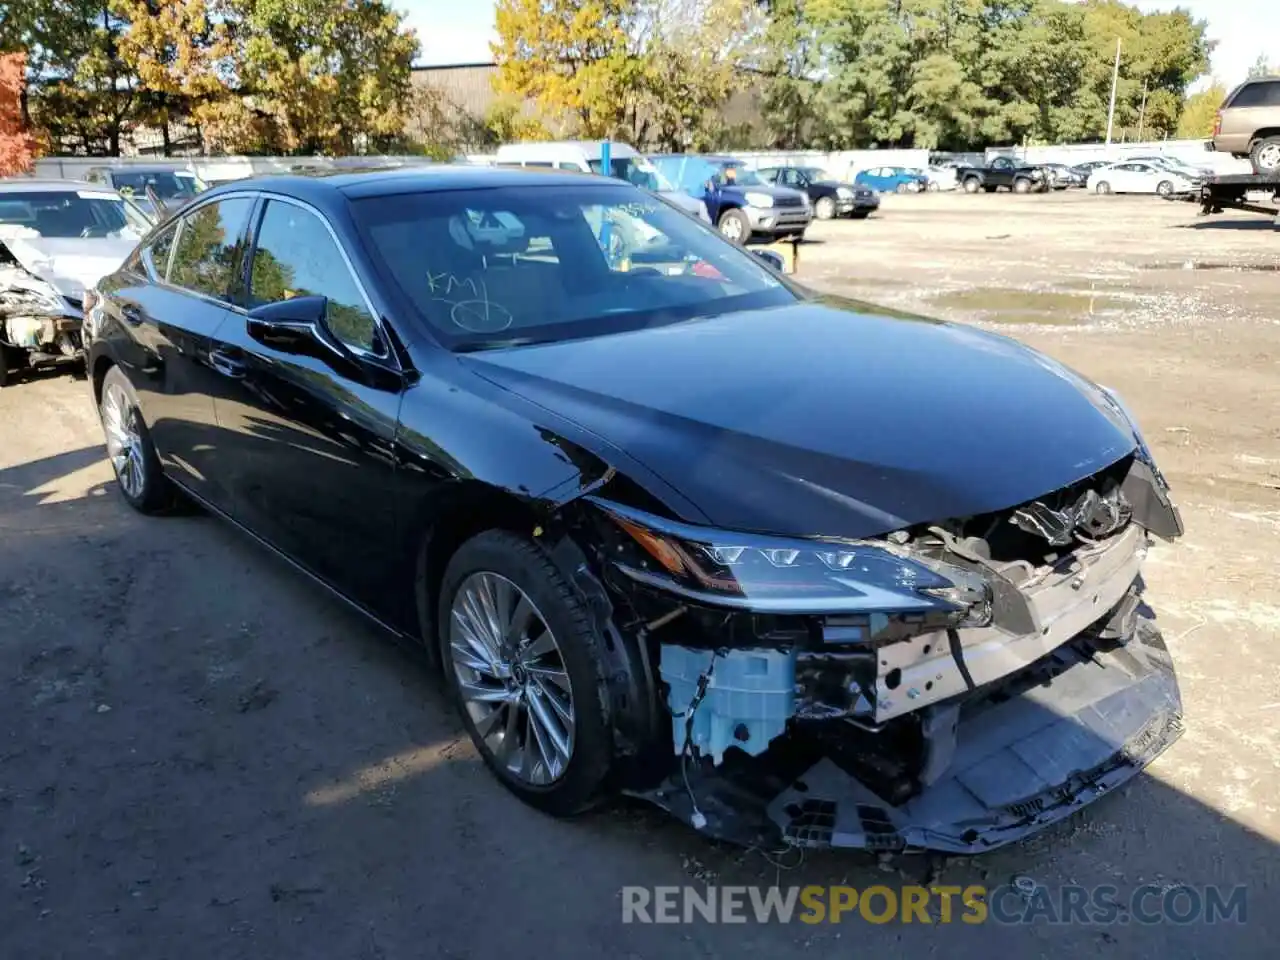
(1156, 180), (1174, 197)
(1013, 177), (1032, 194)
(895, 182), (911, 194)
(1249, 136), (1280, 174)
(1095, 181), (1112, 195)
(98, 366), (179, 514)
(437, 530), (614, 818)
(963, 177), (981, 194)
(0, 347), (11, 388)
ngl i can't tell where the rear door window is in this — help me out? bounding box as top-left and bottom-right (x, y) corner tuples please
(1230, 81), (1280, 108)
(168, 198), (254, 301)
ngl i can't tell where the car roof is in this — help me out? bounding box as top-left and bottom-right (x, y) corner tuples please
(197, 165), (624, 203)
(496, 141), (639, 160)
(104, 165), (197, 174)
(0, 178), (120, 194)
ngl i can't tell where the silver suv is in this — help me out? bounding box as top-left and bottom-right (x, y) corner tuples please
(1211, 77), (1280, 174)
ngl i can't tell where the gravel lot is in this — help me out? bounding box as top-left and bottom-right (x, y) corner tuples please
(2, 190), (1276, 958)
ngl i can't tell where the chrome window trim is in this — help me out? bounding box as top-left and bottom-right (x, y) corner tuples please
(252, 192), (395, 365)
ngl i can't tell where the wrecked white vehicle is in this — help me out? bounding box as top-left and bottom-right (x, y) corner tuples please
(0, 179), (150, 386)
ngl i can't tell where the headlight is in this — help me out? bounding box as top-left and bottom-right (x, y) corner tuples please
(743, 191), (774, 208)
(593, 500), (992, 623)
(836, 187), (854, 199)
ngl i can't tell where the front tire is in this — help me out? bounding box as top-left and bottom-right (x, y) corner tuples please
(99, 366), (177, 513)
(814, 196), (836, 220)
(717, 209), (750, 245)
(1156, 180), (1174, 197)
(438, 530), (613, 817)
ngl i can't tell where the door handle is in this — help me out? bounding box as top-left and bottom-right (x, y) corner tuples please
(209, 349), (246, 379)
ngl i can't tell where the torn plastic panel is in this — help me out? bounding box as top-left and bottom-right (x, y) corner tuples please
(0, 254), (85, 370)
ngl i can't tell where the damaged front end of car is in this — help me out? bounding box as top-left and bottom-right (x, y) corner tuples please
(576, 446), (1185, 854)
(0, 242), (86, 381)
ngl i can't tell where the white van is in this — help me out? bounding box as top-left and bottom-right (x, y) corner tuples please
(495, 141), (711, 223)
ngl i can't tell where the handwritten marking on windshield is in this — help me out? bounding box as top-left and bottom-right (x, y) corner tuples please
(426, 272), (513, 333)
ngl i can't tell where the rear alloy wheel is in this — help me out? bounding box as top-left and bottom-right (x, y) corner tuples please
(1249, 136), (1280, 174)
(895, 182), (911, 194)
(99, 366), (177, 514)
(717, 208), (749, 244)
(1156, 180), (1174, 198)
(963, 177), (981, 194)
(1013, 177), (1032, 194)
(814, 196), (836, 220)
(1095, 181), (1112, 195)
(438, 530), (613, 816)
(927, 180), (940, 192)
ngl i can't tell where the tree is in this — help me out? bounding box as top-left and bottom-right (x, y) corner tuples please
(1248, 54), (1274, 79)
(0, 53), (35, 175)
(220, 0), (419, 154)
(756, 0), (824, 149)
(114, 0), (235, 155)
(1176, 81), (1226, 138)
(492, 0), (644, 139)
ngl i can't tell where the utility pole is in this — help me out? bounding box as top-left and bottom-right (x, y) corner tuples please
(1105, 38), (1122, 147)
(1137, 81), (1148, 140)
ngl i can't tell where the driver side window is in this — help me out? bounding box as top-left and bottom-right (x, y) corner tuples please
(248, 201), (379, 354)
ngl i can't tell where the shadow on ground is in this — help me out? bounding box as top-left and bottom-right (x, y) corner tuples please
(0, 448), (1272, 959)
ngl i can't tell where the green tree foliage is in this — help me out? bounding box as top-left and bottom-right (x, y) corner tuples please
(758, 0), (1211, 150)
(1176, 81), (1226, 139)
(1248, 55), (1274, 79)
(6, 0), (418, 156)
(491, 0), (759, 147)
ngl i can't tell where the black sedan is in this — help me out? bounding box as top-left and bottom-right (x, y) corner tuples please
(84, 167), (1186, 853)
(757, 166), (880, 220)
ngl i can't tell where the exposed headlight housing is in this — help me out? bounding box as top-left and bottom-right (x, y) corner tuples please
(743, 191), (774, 208)
(592, 499), (992, 625)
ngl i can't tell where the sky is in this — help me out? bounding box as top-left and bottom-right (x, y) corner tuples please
(396, 0), (1278, 90)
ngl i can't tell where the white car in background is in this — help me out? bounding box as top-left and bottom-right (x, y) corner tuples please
(1087, 161), (1198, 197)
(0, 179), (152, 386)
(925, 165), (959, 191)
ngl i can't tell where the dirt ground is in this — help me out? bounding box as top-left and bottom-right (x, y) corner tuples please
(2, 190), (1276, 958)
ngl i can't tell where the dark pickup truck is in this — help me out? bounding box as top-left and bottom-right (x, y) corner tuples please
(957, 156), (1050, 194)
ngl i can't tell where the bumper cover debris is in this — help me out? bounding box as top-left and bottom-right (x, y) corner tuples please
(769, 618), (1182, 852)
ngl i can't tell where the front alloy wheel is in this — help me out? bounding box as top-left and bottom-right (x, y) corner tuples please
(437, 530), (613, 816)
(448, 572), (575, 786)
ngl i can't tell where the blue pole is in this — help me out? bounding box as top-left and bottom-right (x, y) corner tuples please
(599, 140), (614, 264)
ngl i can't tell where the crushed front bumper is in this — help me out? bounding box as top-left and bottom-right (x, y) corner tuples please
(770, 618), (1182, 852)
(631, 614), (1182, 854)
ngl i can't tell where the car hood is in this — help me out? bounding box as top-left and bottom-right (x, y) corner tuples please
(733, 183), (806, 202)
(0, 234), (138, 300)
(463, 298), (1139, 538)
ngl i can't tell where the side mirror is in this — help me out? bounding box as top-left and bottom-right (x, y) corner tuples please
(246, 295), (341, 357)
(751, 249), (786, 272)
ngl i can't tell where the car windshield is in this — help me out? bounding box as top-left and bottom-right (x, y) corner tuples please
(587, 156), (663, 192)
(0, 189), (151, 239)
(716, 164), (764, 186)
(352, 183), (796, 351)
(111, 170), (204, 200)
